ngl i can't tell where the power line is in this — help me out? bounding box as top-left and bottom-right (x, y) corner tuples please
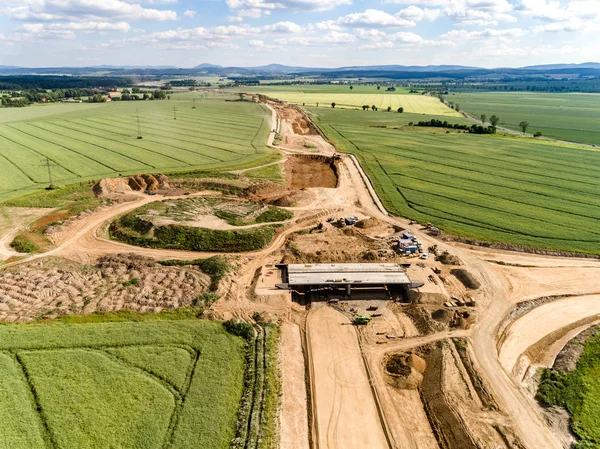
(40, 157), (58, 190)
(137, 110), (143, 139)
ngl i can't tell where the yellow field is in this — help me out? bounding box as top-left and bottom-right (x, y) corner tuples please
(268, 93), (460, 116)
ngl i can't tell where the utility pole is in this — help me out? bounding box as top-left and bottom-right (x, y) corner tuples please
(192, 98), (196, 109)
(174, 107), (177, 120)
(40, 157), (57, 190)
(137, 110), (143, 139)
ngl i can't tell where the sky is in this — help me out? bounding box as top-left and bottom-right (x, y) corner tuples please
(0, 0), (598, 68)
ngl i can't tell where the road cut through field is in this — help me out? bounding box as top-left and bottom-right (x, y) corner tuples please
(498, 294), (600, 375)
(307, 305), (389, 449)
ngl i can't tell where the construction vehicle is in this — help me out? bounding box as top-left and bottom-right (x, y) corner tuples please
(353, 315), (372, 325)
(367, 305), (379, 311)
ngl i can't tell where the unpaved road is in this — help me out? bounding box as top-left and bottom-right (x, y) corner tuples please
(307, 305), (390, 449)
(499, 294), (600, 375)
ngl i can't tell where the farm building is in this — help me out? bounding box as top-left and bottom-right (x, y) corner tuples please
(276, 263), (423, 303)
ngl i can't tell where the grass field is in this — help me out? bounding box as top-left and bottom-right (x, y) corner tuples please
(232, 84), (459, 116)
(310, 107), (600, 254)
(0, 95), (275, 202)
(0, 319), (245, 449)
(449, 92), (600, 146)
(537, 328), (600, 448)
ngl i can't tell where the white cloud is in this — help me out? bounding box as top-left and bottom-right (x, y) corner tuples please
(1, 0), (178, 22)
(382, 0), (513, 24)
(516, 0), (600, 32)
(183, 10), (196, 18)
(226, 0), (350, 20)
(442, 27), (526, 41)
(335, 9), (416, 28)
(397, 6), (441, 21)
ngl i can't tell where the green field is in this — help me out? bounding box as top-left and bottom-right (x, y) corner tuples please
(310, 107), (600, 254)
(0, 319), (245, 449)
(449, 92), (600, 146)
(232, 84), (459, 116)
(0, 95), (275, 202)
(537, 328), (600, 448)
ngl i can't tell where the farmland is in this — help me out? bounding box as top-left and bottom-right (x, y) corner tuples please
(0, 319), (245, 449)
(0, 95), (275, 202)
(449, 91), (600, 146)
(233, 84), (459, 116)
(310, 107), (600, 254)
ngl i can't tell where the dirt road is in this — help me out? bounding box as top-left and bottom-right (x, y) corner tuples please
(307, 305), (390, 449)
(499, 294), (600, 375)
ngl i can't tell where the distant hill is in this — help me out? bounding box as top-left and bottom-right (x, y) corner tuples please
(524, 62), (600, 70)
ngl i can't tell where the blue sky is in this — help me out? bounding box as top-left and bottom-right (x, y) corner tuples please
(0, 0), (598, 68)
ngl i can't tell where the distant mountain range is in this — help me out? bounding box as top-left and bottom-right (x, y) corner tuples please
(0, 62), (598, 79)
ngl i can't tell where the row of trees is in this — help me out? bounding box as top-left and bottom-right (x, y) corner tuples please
(414, 119), (497, 135)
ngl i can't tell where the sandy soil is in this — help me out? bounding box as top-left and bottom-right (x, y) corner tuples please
(498, 294), (600, 376)
(307, 305), (390, 449)
(279, 323), (310, 449)
(0, 207), (53, 260)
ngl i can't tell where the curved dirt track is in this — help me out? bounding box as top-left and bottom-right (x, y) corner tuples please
(499, 294), (600, 376)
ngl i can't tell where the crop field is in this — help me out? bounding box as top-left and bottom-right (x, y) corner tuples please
(232, 84), (458, 116)
(449, 92), (600, 146)
(310, 107), (600, 254)
(0, 96), (275, 202)
(0, 319), (245, 449)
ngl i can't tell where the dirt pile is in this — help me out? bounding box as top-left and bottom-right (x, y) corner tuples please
(385, 352), (427, 390)
(285, 155), (338, 189)
(553, 325), (599, 372)
(269, 102), (318, 135)
(355, 217), (381, 229)
(451, 269), (481, 289)
(0, 255), (209, 322)
(436, 251), (461, 265)
(243, 181), (315, 207)
(94, 174), (170, 197)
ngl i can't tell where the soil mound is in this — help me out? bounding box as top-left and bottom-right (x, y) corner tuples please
(243, 181), (315, 207)
(436, 251), (461, 265)
(451, 269), (481, 290)
(355, 217), (381, 229)
(94, 174), (169, 197)
(384, 352), (425, 390)
(554, 325), (600, 372)
(285, 155), (338, 189)
(432, 308), (452, 323)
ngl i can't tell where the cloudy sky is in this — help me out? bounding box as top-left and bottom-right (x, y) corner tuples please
(0, 0), (598, 68)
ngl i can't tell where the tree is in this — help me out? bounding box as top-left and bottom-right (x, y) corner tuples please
(490, 115), (500, 126)
(377, 85), (381, 90)
(371, 105), (377, 111)
(534, 131), (543, 137)
(331, 102), (336, 108)
(519, 120), (529, 133)
(387, 106), (392, 112)
(455, 103), (460, 112)
(362, 105), (369, 111)
(398, 107), (404, 113)
(350, 85), (353, 90)
(481, 114), (487, 124)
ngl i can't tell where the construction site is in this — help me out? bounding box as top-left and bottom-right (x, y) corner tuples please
(0, 97), (599, 449)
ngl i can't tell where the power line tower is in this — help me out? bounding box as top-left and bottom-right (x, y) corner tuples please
(40, 157), (58, 190)
(192, 98), (196, 109)
(136, 110), (143, 139)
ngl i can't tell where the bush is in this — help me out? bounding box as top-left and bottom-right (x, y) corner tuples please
(255, 207), (293, 223)
(122, 278), (140, 287)
(223, 319), (254, 340)
(534, 131), (543, 137)
(10, 235), (39, 253)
